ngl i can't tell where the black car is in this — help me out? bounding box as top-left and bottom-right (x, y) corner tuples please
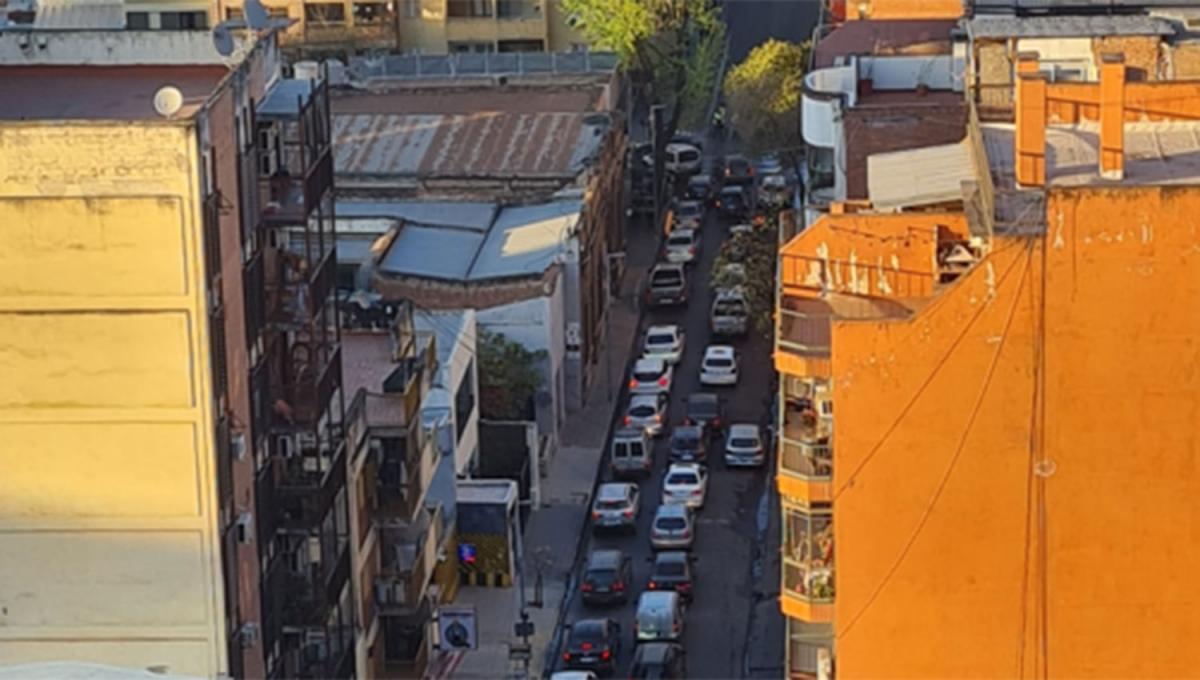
(581, 549), (632, 606)
(683, 174), (715, 204)
(685, 393), (724, 438)
(647, 551), (695, 602)
(668, 424), (708, 463)
(724, 153), (755, 186)
(716, 185), (751, 221)
(630, 641), (687, 679)
(562, 618), (621, 675)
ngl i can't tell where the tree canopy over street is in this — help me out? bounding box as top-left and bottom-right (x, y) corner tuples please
(724, 39), (810, 155)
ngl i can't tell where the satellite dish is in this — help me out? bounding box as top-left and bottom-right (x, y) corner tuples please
(153, 86), (184, 118)
(212, 22), (234, 57)
(244, 0), (269, 30)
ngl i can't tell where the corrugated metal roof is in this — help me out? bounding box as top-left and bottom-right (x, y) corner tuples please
(332, 112), (605, 179)
(337, 200), (497, 231)
(33, 0), (124, 29)
(375, 199), (581, 282)
(868, 141), (974, 210)
(964, 15), (1176, 39)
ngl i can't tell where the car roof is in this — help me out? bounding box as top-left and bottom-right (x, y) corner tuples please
(714, 287), (746, 300)
(729, 423), (759, 438)
(571, 618), (611, 635)
(666, 142), (699, 153)
(634, 356), (666, 372)
(651, 262), (684, 273)
(666, 462), (702, 475)
(597, 482), (634, 500)
(655, 550), (689, 566)
(687, 392), (718, 405)
(672, 424), (703, 437)
(676, 200), (702, 209)
(704, 345), (735, 359)
(587, 549), (624, 568)
(655, 503), (689, 518)
(689, 175), (711, 184)
(646, 324), (679, 335)
(668, 228), (697, 239)
(629, 393), (662, 408)
(633, 641), (679, 663)
(720, 185), (745, 194)
(639, 590), (679, 607)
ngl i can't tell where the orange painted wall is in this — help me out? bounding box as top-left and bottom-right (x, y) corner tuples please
(845, 0), (962, 20)
(829, 185), (1200, 678)
(780, 212), (967, 299)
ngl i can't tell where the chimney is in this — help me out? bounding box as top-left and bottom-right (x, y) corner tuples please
(1015, 72), (1047, 188)
(1099, 53), (1126, 181)
(1016, 51), (1040, 77)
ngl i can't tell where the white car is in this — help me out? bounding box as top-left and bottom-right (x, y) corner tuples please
(672, 200), (705, 231)
(699, 345), (739, 386)
(642, 142), (703, 175)
(629, 356), (674, 396)
(664, 228), (701, 264)
(662, 463), (708, 509)
(724, 423), (765, 467)
(729, 223), (755, 237)
(644, 325), (686, 365)
(624, 393), (668, 437)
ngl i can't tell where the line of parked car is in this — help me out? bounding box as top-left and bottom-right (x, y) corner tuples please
(553, 145), (789, 680)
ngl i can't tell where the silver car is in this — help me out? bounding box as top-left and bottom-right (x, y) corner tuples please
(724, 423), (765, 467)
(592, 483), (640, 533)
(650, 504), (695, 550)
(664, 228), (701, 264)
(624, 393), (668, 437)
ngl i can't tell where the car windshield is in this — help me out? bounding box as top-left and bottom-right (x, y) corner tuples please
(652, 271), (682, 286)
(634, 368), (663, 382)
(630, 405), (656, 417)
(587, 568), (617, 585)
(655, 561), (686, 577)
(714, 300), (746, 315)
(647, 333), (675, 345)
(656, 517), (687, 530)
(672, 433), (700, 449)
(680, 150), (700, 162)
(677, 204), (702, 217)
(667, 472), (699, 485)
(569, 623), (607, 644)
(706, 357), (734, 368)
(764, 175), (786, 187)
(730, 437), (758, 448)
(597, 498), (626, 509)
(667, 233), (693, 246)
(688, 399), (717, 416)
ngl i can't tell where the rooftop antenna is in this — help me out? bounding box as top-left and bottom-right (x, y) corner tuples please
(212, 21), (235, 57)
(153, 86), (184, 118)
(244, 0), (270, 30)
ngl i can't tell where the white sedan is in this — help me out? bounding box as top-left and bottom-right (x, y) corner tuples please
(629, 356), (674, 396)
(699, 345), (739, 386)
(662, 463), (708, 509)
(644, 325), (686, 365)
(664, 228), (701, 264)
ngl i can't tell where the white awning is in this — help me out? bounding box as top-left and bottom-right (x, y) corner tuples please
(868, 141), (974, 210)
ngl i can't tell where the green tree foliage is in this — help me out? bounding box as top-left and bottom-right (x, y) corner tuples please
(723, 39), (810, 156)
(477, 329), (546, 421)
(563, 0), (725, 133)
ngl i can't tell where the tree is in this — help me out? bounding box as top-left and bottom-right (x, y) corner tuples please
(724, 39), (810, 156)
(562, 0), (726, 134)
(477, 329), (545, 421)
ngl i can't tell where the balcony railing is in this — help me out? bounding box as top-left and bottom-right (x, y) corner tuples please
(778, 307), (832, 358)
(376, 504), (442, 615)
(782, 506), (835, 623)
(781, 253), (936, 299)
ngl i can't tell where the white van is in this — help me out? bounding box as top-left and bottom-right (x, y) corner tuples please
(610, 427), (653, 478)
(635, 591), (685, 642)
(645, 143), (703, 176)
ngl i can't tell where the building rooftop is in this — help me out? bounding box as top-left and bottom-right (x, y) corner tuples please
(456, 478), (518, 506)
(332, 85), (610, 179)
(814, 19), (956, 68)
(415, 309), (473, 377)
(962, 14), (1177, 39)
(0, 64), (227, 120)
(32, 0), (124, 29)
(377, 199), (580, 282)
(338, 200), (498, 231)
(984, 121), (1200, 229)
(868, 140), (974, 210)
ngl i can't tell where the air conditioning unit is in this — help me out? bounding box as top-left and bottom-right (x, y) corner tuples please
(235, 512), (254, 544)
(375, 580), (408, 606)
(231, 432), (248, 460)
(237, 622), (259, 648)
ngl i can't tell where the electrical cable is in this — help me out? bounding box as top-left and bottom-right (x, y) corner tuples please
(835, 239), (1034, 641)
(1016, 235), (1041, 679)
(832, 237), (1031, 501)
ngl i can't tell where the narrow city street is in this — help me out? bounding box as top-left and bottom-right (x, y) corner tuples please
(547, 140), (779, 678)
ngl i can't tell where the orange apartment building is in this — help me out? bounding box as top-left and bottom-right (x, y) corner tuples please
(779, 6), (1200, 679)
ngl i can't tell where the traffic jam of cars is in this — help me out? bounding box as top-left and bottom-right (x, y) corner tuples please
(554, 136), (795, 679)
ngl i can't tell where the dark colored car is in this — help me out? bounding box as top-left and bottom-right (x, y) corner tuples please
(683, 174), (714, 204)
(629, 642), (687, 679)
(563, 618), (621, 675)
(647, 551), (695, 602)
(668, 424), (708, 463)
(716, 185), (751, 221)
(724, 153), (755, 186)
(685, 393), (724, 438)
(581, 549), (633, 606)
(672, 130), (705, 153)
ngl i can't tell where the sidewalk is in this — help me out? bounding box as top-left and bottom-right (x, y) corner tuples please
(451, 224), (656, 680)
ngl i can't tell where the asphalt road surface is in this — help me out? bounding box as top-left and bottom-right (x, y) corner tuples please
(550, 159), (777, 677)
(723, 0), (822, 63)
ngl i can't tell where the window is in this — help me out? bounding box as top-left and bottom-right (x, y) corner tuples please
(160, 10), (208, 29)
(497, 39), (544, 52)
(226, 7), (244, 19)
(497, 0), (537, 18)
(404, 0), (419, 17)
(455, 360), (476, 442)
(353, 1), (389, 24)
(782, 505), (834, 601)
(449, 41), (495, 53)
(569, 42), (589, 52)
(446, 0), (491, 17)
(304, 2), (347, 23)
(125, 11), (149, 28)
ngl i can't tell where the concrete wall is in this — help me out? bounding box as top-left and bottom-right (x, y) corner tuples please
(831, 184), (1200, 678)
(0, 123), (227, 677)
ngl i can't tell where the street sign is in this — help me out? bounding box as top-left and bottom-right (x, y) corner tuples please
(458, 542), (477, 565)
(514, 620), (535, 638)
(437, 606), (478, 651)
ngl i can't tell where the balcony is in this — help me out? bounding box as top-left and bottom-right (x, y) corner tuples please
(777, 377), (833, 504)
(375, 503), (443, 616)
(776, 297), (832, 379)
(445, 0), (546, 42)
(255, 78), (333, 229)
(301, 21), (397, 48)
(802, 64), (856, 149)
(376, 430), (438, 524)
(781, 504), (835, 623)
